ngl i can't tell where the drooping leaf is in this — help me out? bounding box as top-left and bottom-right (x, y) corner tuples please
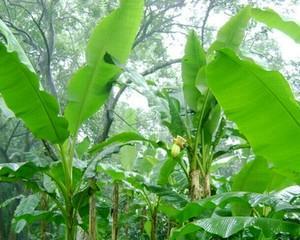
(0, 162), (46, 181)
(89, 132), (156, 154)
(0, 19), (34, 71)
(65, 0), (144, 134)
(170, 217), (300, 239)
(208, 6), (300, 56)
(207, 49), (300, 172)
(164, 192), (253, 224)
(0, 44), (69, 143)
(251, 8), (300, 43)
(14, 211), (63, 226)
(182, 31), (206, 111)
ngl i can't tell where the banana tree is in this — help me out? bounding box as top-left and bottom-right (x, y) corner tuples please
(0, 0), (144, 239)
(206, 6), (300, 185)
(168, 5), (300, 238)
(171, 6), (300, 201)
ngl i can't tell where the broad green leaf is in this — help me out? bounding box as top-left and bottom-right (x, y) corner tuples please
(199, 217), (300, 237)
(89, 132), (156, 154)
(232, 157), (293, 193)
(0, 162), (46, 181)
(171, 217), (300, 239)
(175, 202), (214, 223)
(65, 0), (144, 134)
(0, 19), (34, 71)
(14, 211), (62, 225)
(208, 6), (300, 57)
(207, 49), (300, 172)
(209, 6), (251, 53)
(159, 203), (180, 219)
(251, 8), (300, 43)
(0, 44), (68, 143)
(182, 31), (206, 111)
(164, 192), (254, 224)
(157, 157), (177, 185)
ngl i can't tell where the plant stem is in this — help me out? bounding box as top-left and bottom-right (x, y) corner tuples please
(140, 207), (146, 237)
(124, 193), (130, 239)
(40, 193), (48, 240)
(112, 182), (119, 240)
(65, 193), (76, 240)
(88, 190), (97, 240)
(59, 144), (76, 240)
(189, 90), (211, 200)
(189, 169), (201, 200)
(150, 204), (158, 240)
(193, 90), (210, 170)
(201, 174), (211, 198)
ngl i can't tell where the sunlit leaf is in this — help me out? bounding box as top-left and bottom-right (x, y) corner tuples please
(65, 0), (144, 134)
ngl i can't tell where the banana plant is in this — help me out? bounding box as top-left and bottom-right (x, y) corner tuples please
(167, 5), (300, 238)
(177, 5), (300, 200)
(0, 0), (144, 239)
(206, 6), (300, 184)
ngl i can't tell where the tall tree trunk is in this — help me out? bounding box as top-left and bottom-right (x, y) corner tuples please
(8, 228), (16, 240)
(38, 0), (57, 98)
(112, 183), (119, 240)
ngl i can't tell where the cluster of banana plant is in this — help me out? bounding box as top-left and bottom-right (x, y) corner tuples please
(0, 0), (145, 239)
(1, 0), (300, 239)
(122, 5), (300, 239)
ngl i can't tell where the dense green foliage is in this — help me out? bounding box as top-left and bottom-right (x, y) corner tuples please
(1, 0), (300, 240)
